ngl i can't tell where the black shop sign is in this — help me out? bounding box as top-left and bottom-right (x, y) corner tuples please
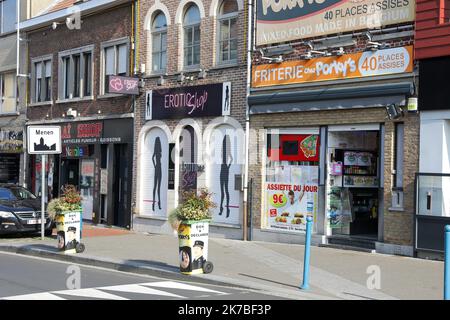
(60, 118), (133, 145)
(145, 82), (231, 120)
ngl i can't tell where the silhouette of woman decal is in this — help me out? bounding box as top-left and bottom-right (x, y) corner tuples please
(152, 137), (162, 211)
(219, 134), (233, 218)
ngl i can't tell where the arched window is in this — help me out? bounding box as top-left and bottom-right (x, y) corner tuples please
(183, 4), (201, 67)
(218, 0), (238, 64)
(151, 11), (167, 72)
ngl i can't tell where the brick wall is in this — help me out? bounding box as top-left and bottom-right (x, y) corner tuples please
(248, 106), (419, 246)
(131, 0), (248, 216)
(26, 3), (134, 121)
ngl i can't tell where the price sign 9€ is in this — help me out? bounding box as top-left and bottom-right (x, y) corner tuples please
(270, 193), (287, 208)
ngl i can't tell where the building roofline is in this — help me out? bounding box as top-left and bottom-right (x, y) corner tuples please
(20, 0), (132, 32)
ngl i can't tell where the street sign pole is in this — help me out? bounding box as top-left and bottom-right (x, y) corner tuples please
(41, 154), (46, 240)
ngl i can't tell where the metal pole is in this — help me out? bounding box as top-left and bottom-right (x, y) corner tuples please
(300, 216), (313, 290)
(445, 225), (450, 300)
(41, 155), (46, 240)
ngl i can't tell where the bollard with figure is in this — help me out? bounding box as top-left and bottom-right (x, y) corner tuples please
(445, 225), (450, 300)
(300, 216), (313, 290)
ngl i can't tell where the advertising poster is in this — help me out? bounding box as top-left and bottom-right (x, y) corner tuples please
(253, 46), (413, 88)
(265, 165), (319, 233)
(55, 211), (82, 253)
(256, 0), (415, 45)
(178, 222), (209, 275)
(327, 187), (352, 228)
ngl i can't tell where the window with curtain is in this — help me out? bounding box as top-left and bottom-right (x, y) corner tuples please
(102, 40), (129, 93)
(32, 58), (52, 103)
(59, 46), (94, 100)
(183, 5), (201, 67)
(44, 60), (52, 101)
(151, 11), (167, 73)
(35, 62), (42, 103)
(218, 0), (238, 64)
(0, 72), (16, 113)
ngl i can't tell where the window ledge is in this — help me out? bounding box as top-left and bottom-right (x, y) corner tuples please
(29, 102), (53, 107)
(211, 62), (241, 70)
(388, 207), (405, 212)
(0, 111), (20, 117)
(56, 97), (94, 104)
(180, 67), (201, 73)
(144, 71), (167, 79)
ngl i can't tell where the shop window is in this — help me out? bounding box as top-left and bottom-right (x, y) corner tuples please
(151, 11), (167, 73)
(0, 72), (16, 114)
(0, 0), (17, 34)
(58, 46), (94, 101)
(217, 0), (238, 64)
(183, 4), (201, 68)
(101, 39), (129, 94)
(263, 131), (320, 233)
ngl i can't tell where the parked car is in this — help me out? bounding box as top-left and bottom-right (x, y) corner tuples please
(0, 184), (53, 236)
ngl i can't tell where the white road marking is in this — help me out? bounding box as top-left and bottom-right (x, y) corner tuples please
(3, 292), (66, 300)
(142, 281), (226, 294)
(99, 284), (186, 299)
(55, 288), (129, 300)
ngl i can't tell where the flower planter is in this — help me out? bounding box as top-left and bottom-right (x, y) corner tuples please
(178, 219), (213, 275)
(55, 210), (85, 254)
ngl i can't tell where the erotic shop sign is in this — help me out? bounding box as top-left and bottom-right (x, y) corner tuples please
(147, 83), (229, 120)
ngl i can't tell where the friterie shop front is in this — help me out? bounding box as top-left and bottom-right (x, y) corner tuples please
(248, 58), (419, 253)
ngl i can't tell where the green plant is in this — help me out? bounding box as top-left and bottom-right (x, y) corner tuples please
(47, 185), (82, 219)
(170, 189), (216, 229)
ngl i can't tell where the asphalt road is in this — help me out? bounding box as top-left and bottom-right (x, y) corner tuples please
(0, 252), (287, 300)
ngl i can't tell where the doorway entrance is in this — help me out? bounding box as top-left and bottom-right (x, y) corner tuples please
(326, 126), (381, 240)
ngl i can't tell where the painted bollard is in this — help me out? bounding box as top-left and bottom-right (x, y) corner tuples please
(178, 220), (214, 275)
(300, 216), (313, 290)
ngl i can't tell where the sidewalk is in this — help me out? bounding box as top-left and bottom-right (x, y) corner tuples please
(0, 225), (444, 300)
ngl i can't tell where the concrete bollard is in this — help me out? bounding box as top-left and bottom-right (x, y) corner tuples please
(300, 216), (313, 290)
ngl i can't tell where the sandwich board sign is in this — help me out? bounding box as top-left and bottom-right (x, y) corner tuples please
(27, 126), (62, 154)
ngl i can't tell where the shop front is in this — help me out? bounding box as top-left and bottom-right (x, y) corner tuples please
(28, 118), (134, 229)
(135, 82), (245, 239)
(248, 46), (419, 253)
(0, 128), (23, 184)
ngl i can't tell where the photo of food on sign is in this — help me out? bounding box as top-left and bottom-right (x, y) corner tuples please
(266, 165), (319, 232)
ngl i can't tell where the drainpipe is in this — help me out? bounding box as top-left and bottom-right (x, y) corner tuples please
(243, 0), (254, 241)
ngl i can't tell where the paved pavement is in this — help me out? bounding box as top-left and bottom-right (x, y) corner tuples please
(0, 252), (286, 300)
(0, 225), (445, 300)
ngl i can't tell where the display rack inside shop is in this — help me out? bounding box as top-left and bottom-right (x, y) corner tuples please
(330, 149), (379, 188)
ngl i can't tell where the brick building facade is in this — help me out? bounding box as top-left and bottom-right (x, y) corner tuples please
(247, 0), (419, 254)
(23, 0), (136, 229)
(132, 0), (248, 239)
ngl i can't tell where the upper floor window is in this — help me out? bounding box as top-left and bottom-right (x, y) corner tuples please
(183, 5), (201, 67)
(0, 0), (17, 34)
(151, 12), (167, 73)
(58, 46), (94, 101)
(32, 58), (52, 103)
(0, 72), (16, 113)
(218, 0), (238, 64)
(101, 39), (129, 94)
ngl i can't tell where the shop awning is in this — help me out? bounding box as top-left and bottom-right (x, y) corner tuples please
(248, 82), (413, 115)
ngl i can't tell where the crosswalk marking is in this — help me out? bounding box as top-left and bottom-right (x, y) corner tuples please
(4, 292), (66, 300)
(55, 288), (129, 300)
(99, 284), (186, 299)
(0, 281), (231, 300)
(142, 281), (226, 294)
